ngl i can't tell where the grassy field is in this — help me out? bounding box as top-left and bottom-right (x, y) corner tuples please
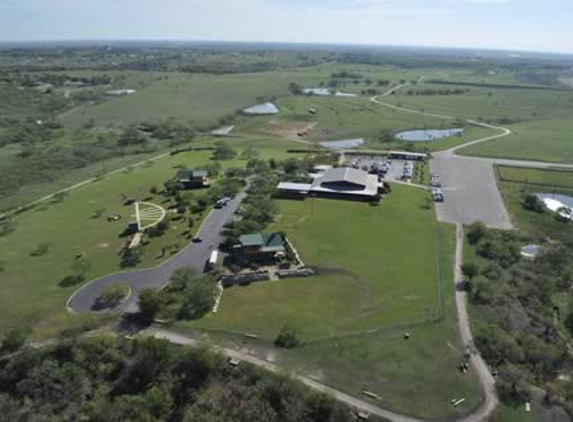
(459, 117), (573, 163)
(492, 166), (573, 244)
(497, 165), (573, 189)
(0, 138), (294, 338)
(188, 186), (441, 339)
(381, 83), (573, 163)
(239, 94), (497, 152)
(174, 208), (482, 419)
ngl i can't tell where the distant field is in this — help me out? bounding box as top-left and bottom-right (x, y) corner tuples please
(497, 165), (573, 189)
(59, 71), (326, 128)
(381, 84), (573, 163)
(240, 94), (497, 152)
(459, 117), (573, 163)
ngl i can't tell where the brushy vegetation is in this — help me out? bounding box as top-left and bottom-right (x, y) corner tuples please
(0, 334), (357, 422)
(465, 222), (573, 419)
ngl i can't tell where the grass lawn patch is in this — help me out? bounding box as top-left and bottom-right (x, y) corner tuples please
(173, 220), (482, 419)
(0, 139), (295, 338)
(187, 185), (442, 340)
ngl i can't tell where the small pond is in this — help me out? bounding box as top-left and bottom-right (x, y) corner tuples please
(320, 138), (365, 149)
(243, 102), (279, 115)
(303, 88), (357, 97)
(521, 244), (541, 258)
(395, 128), (465, 142)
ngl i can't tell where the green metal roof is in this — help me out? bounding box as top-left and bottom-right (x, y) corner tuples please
(177, 169), (207, 182)
(239, 233), (285, 252)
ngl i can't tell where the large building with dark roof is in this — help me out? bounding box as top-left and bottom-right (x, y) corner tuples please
(276, 167), (380, 202)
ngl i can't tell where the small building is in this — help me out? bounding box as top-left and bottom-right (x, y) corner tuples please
(238, 233), (286, 256)
(176, 169), (210, 189)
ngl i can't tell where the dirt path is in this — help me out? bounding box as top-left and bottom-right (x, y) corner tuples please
(453, 224), (498, 422)
(145, 328), (423, 422)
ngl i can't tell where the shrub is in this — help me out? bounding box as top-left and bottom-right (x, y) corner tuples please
(466, 222), (487, 245)
(94, 284), (130, 309)
(521, 193), (545, 213)
(274, 325), (300, 349)
(1, 328), (31, 354)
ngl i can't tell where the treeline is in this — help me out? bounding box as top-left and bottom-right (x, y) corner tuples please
(427, 79), (569, 92)
(405, 88), (469, 96)
(0, 116), (197, 205)
(4, 72), (113, 88)
(464, 223), (573, 418)
(0, 334), (355, 421)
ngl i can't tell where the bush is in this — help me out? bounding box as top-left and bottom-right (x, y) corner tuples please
(94, 284), (130, 309)
(177, 277), (215, 320)
(30, 242), (52, 257)
(212, 141), (237, 160)
(138, 289), (165, 321)
(1, 328), (31, 354)
(466, 222), (487, 245)
(521, 193), (545, 213)
(58, 274), (85, 288)
(274, 325), (300, 349)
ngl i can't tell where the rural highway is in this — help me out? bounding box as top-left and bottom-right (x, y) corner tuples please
(67, 189), (247, 314)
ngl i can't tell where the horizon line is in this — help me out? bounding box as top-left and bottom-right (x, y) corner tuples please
(1, 38), (572, 57)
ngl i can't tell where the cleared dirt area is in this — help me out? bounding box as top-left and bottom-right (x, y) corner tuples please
(257, 119), (317, 141)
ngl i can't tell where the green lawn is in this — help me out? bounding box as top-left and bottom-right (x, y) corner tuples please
(174, 195), (482, 419)
(0, 139), (293, 338)
(189, 186), (441, 339)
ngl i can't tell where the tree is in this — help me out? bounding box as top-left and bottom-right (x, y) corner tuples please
(138, 288), (164, 321)
(522, 193), (545, 213)
(177, 277), (215, 320)
(378, 128), (394, 143)
(212, 141), (237, 160)
(1, 328), (31, 354)
(94, 284), (129, 309)
(288, 82), (303, 95)
(466, 222), (487, 245)
(274, 325), (300, 349)
(462, 263), (479, 281)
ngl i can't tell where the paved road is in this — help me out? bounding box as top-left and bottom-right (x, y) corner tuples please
(67, 189), (247, 314)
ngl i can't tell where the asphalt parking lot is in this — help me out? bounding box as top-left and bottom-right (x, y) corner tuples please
(431, 152), (513, 230)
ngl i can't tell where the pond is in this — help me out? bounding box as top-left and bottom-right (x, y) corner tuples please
(320, 138), (365, 149)
(243, 102), (279, 115)
(535, 193), (573, 220)
(395, 128), (465, 142)
(303, 88), (357, 97)
(521, 244), (541, 258)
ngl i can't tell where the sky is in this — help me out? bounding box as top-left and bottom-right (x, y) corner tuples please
(0, 0), (571, 54)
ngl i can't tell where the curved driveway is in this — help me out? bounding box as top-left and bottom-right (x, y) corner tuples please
(67, 189), (247, 314)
